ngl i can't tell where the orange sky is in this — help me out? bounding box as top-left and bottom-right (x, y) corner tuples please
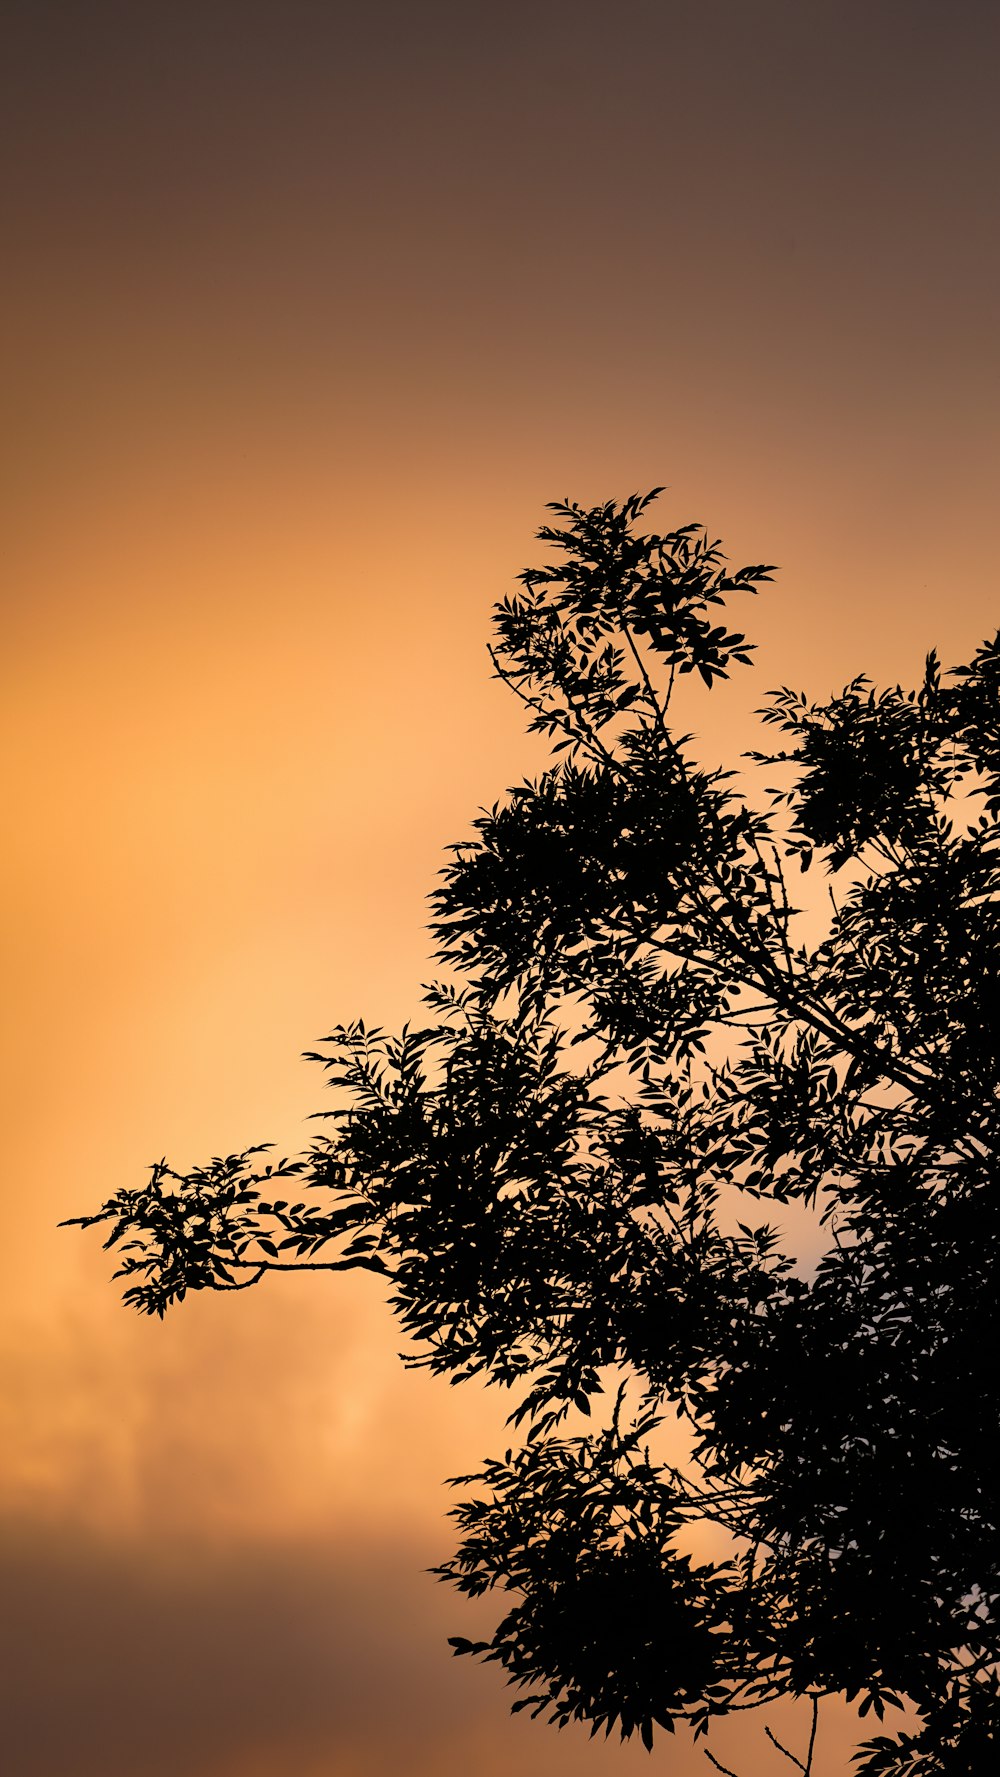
(2, 3), (998, 1773)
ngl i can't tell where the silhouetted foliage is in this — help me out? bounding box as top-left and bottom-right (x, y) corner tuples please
(69, 492), (1000, 1774)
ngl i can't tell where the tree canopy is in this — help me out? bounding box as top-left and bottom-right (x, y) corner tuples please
(70, 492), (1000, 1774)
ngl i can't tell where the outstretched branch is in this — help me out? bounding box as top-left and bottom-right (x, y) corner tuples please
(206, 1252), (391, 1290)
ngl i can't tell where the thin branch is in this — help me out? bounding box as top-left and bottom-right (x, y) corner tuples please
(703, 1751), (744, 1777)
(804, 1697), (819, 1777)
(764, 1725), (807, 1772)
(618, 616), (670, 737)
(743, 828), (795, 977)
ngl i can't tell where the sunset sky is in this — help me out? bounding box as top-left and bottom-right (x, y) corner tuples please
(2, 2), (998, 1773)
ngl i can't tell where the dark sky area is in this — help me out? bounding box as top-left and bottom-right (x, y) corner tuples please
(2, 3), (997, 1772)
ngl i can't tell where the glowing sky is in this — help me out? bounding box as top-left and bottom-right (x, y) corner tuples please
(2, 2), (997, 1772)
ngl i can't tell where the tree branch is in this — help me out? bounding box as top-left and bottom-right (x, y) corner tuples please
(210, 1252), (390, 1289)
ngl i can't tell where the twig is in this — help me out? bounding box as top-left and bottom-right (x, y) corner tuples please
(704, 1751), (743, 1777)
(764, 1725), (806, 1772)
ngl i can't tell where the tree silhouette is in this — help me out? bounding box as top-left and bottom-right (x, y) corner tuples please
(69, 492), (1000, 1774)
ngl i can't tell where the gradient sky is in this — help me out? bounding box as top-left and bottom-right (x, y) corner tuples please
(2, 2), (998, 1773)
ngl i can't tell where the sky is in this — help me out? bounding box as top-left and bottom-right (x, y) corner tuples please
(2, 1), (997, 1772)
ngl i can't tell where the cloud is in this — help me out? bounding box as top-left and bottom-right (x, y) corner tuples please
(0, 1519), (489, 1777)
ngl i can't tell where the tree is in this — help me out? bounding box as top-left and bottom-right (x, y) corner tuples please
(69, 491), (1000, 1774)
